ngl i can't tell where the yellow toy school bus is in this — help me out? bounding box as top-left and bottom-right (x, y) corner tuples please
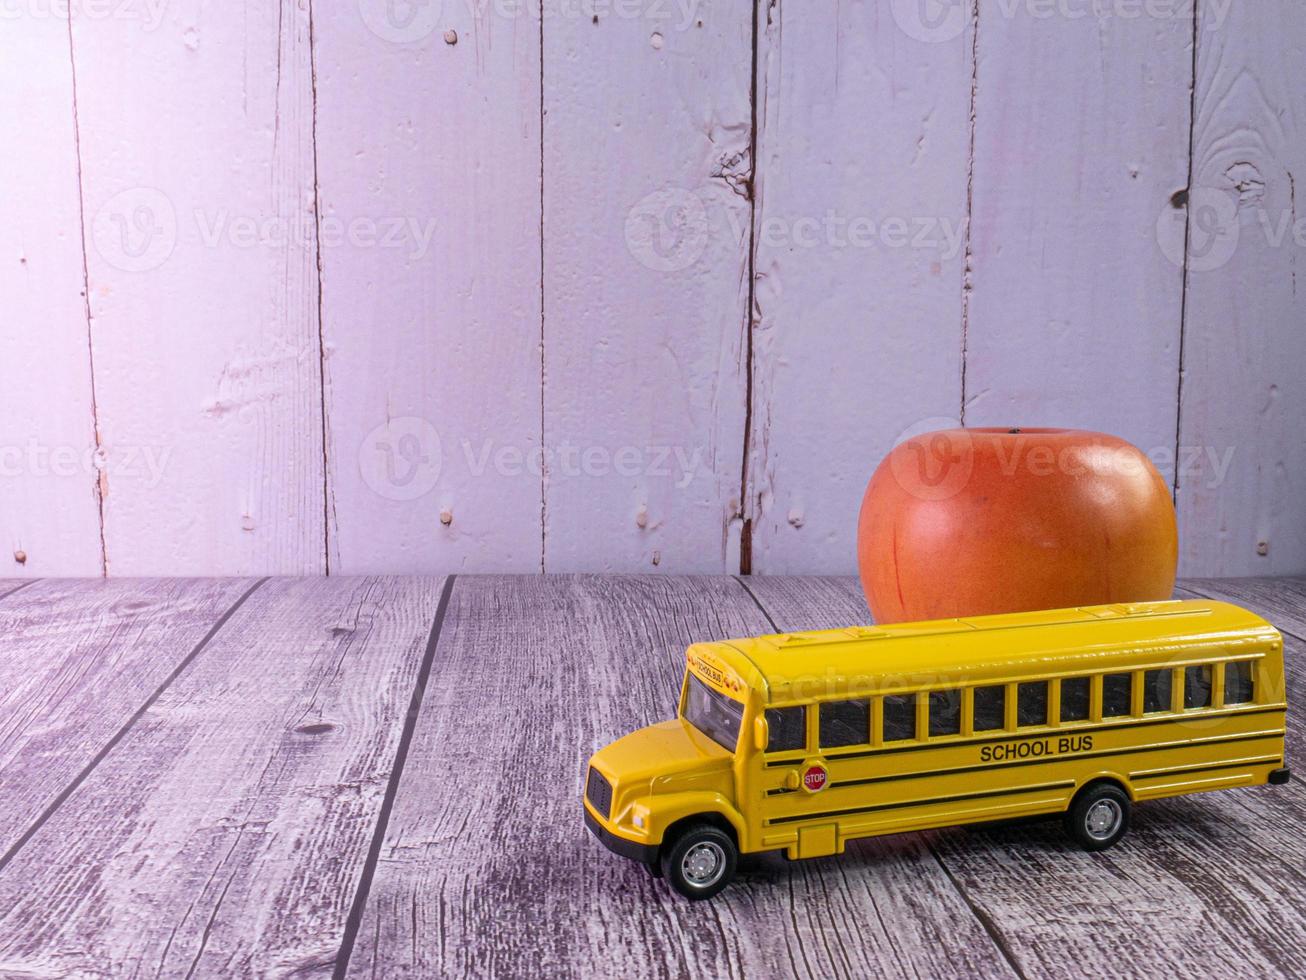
(583, 599), (1290, 899)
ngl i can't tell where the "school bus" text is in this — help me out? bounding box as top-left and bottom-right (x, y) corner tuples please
(980, 734), (1094, 763)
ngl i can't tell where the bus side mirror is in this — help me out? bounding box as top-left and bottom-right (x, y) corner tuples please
(753, 715), (769, 752)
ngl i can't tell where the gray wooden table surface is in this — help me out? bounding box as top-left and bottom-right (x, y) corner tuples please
(0, 575), (1300, 979)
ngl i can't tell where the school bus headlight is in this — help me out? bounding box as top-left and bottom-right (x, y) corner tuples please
(624, 805), (651, 834)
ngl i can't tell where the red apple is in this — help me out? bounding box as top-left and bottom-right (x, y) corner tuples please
(857, 428), (1178, 623)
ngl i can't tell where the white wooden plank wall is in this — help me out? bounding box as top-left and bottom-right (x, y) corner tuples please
(963, 3), (1191, 488)
(72, 1), (326, 575)
(2, 1), (1302, 578)
(312, 2), (543, 574)
(744, 0), (970, 573)
(1177, 0), (1306, 577)
(0, 14), (103, 576)
(542, 1), (754, 573)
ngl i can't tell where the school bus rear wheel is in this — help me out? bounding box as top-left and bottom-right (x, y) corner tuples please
(660, 823), (737, 900)
(1065, 783), (1131, 851)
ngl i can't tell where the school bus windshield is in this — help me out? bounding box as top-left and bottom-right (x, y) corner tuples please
(682, 674), (744, 751)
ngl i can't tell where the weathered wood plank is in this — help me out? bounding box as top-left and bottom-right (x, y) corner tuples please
(964, 4), (1190, 486)
(0, 581), (40, 603)
(745, 0), (971, 575)
(345, 575), (1014, 979)
(72, 4), (326, 574)
(0, 576), (445, 977)
(312, 6), (543, 573)
(1176, 0), (1306, 576)
(542, 6), (753, 573)
(746, 575), (1305, 978)
(0, 15), (103, 577)
(0, 577), (257, 858)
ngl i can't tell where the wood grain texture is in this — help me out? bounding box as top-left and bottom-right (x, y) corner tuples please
(0, 577), (256, 857)
(0, 576), (446, 978)
(312, 6), (544, 574)
(71, 4), (326, 575)
(0, 13), (103, 577)
(1176, 0), (1306, 576)
(747, 575), (1305, 979)
(542, 4), (753, 573)
(343, 575), (1014, 979)
(963, 3), (1192, 487)
(745, 0), (971, 575)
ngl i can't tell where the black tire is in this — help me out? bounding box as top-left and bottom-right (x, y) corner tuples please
(1064, 783), (1131, 851)
(660, 823), (737, 900)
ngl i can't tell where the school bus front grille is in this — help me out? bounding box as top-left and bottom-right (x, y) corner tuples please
(586, 767), (613, 819)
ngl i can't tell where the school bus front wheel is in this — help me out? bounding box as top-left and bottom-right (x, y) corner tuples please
(583, 598), (1290, 900)
(659, 822), (738, 900)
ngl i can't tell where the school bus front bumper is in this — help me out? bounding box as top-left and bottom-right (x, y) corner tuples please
(584, 804), (659, 865)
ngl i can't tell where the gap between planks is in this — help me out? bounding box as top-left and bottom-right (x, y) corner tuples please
(332, 574), (457, 979)
(0, 580), (41, 603)
(0, 577), (269, 875)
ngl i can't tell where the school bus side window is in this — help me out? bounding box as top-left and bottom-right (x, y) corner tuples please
(1101, 673), (1132, 717)
(1060, 677), (1090, 722)
(928, 690), (962, 737)
(1143, 668), (1172, 713)
(1184, 665), (1212, 708)
(820, 699), (870, 748)
(1226, 661), (1255, 704)
(1017, 681), (1048, 727)
(882, 695), (916, 742)
(765, 706), (806, 753)
(972, 685), (1005, 731)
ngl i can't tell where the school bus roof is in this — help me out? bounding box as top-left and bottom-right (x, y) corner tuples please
(689, 599), (1278, 704)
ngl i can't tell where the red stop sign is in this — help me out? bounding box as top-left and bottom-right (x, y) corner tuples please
(803, 765), (828, 793)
